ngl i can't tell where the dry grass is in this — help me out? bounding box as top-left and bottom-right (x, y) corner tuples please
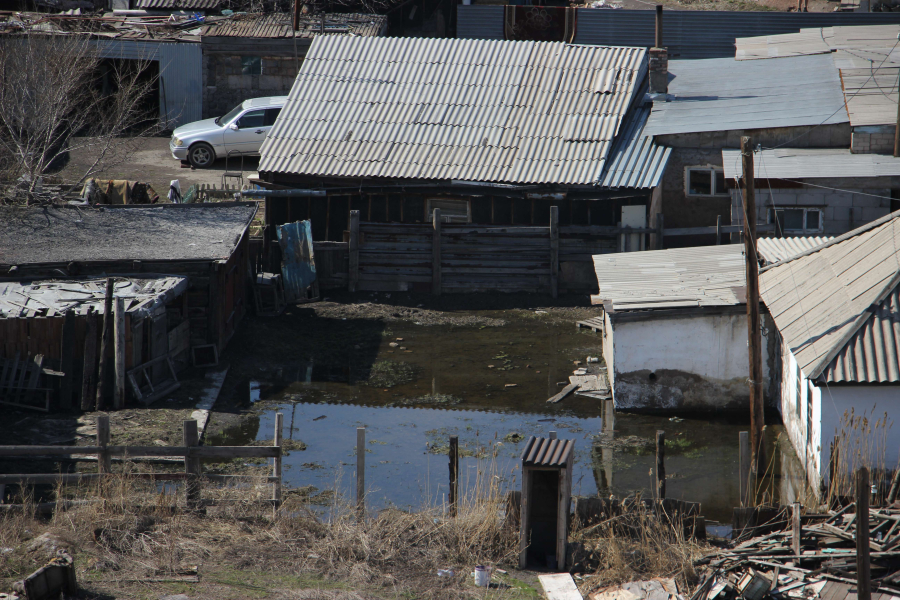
(827, 407), (893, 506)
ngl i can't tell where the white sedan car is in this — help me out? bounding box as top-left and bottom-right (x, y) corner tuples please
(170, 96), (287, 168)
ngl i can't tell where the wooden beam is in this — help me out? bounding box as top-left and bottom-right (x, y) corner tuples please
(114, 297), (126, 409)
(183, 420), (200, 509)
(857, 467), (872, 600)
(273, 412), (283, 505)
(739, 431), (751, 507)
(97, 415), (111, 475)
(95, 278), (114, 410)
(357, 427), (365, 514)
(547, 383), (576, 404)
(59, 310), (75, 409)
(349, 209), (360, 292)
(656, 430), (666, 499)
(449, 435), (458, 517)
(432, 208), (442, 296)
(550, 205), (559, 299)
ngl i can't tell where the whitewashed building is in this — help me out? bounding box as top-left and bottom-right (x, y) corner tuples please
(760, 211), (900, 495)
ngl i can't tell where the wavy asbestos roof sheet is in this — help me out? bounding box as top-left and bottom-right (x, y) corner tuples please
(200, 13), (386, 39)
(258, 36), (647, 185)
(643, 54), (848, 137)
(756, 236), (833, 266)
(759, 211), (900, 382)
(599, 105), (670, 190)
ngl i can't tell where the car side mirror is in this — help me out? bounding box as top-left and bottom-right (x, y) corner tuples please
(229, 123), (239, 131)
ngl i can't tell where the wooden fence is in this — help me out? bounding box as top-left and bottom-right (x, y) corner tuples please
(0, 414), (284, 507)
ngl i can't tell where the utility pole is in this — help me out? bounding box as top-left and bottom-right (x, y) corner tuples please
(741, 136), (766, 475)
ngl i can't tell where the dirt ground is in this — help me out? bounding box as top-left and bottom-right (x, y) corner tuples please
(54, 136), (260, 202)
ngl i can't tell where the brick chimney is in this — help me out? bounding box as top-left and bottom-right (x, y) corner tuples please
(649, 5), (668, 97)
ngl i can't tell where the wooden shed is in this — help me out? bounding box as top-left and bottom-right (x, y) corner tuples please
(519, 436), (575, 571)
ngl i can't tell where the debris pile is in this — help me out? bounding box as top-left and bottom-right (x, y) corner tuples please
(691, 504), (900, 600)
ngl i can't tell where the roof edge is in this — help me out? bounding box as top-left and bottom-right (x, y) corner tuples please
(760, 208), (900, 274)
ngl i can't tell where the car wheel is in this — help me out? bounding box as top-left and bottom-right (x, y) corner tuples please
(188, 142), (215, 168)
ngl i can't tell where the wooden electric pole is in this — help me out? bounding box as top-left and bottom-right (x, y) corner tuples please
(741, 136), (766, 474)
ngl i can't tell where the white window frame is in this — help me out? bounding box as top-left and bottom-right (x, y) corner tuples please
(427, 198), (471, 223)
(767, 207), (825, 234)
(685, 166), (729, 197)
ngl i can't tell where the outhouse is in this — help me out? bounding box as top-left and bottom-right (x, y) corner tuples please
(519, 436), (574, 570)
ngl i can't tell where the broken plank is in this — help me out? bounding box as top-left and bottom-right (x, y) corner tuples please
(548, 383), (578, 404)
(539, 573), (583, 600)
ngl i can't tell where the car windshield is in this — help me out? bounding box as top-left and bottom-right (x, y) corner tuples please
(216, 104), (245, 126)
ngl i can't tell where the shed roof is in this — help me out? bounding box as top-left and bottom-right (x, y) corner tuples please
(722, 148), (900, 180)
(133, 0), (221, 10)
(643, 54), (848, 137)
(258, 36), (648, 186)
(0, 276), (188, 319)
(200, 12), (386, 39)
(756, 236), (834, 265)
(521, 436), (574, 468)
(0, 203), (256, 266)
(759, 210), (900, 383)
(599, 104), (671, 190)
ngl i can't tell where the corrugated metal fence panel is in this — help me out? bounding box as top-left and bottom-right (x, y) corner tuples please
(458, 6), (900, 58)
(158, 43), (203, 127)
(92, 39), (162, 61)
(457, 5), (504, 39)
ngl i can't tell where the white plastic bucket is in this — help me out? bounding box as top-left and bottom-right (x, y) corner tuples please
(474, 565), (490, 587)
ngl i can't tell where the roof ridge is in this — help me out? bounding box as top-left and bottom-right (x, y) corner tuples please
(760, 208), (900, 274)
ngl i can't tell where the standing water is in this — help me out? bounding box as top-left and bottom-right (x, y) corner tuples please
(210, 308), (806, 523)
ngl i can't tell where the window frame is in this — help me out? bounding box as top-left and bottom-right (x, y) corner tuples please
(241, 55), (262, 76)
(684, 166), (730, 197)
(426, 198), (471, 223)
(768, 207), (825, 235)
(235, 109), (266, 129)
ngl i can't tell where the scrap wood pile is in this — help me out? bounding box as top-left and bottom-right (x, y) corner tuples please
(691, 503), (900, 600)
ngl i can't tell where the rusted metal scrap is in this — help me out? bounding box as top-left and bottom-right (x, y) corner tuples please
(12, 551), (76, 600)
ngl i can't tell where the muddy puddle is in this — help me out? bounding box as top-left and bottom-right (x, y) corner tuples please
(209, 308), (807, 523)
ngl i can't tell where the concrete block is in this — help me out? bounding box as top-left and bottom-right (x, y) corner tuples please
(862, 207), (890, 221)
(796, 193), (827, 206)
(850, 195), (888, 208)
(772, 192), (797, 205)
(824, 193), (854, 207)
(259, 75), (281, 89)
(822, 206), (834, 220)
(831, 206), (851, 222)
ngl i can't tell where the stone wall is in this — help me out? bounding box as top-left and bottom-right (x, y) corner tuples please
(202, 55), (301, 119)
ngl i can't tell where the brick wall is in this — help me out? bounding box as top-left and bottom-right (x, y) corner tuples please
(851, 130), (896, 154)
(202, 55), (301, 119)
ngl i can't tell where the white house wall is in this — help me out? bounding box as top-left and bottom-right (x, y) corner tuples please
(778, 345), (822, 494)
(611, 311), (770, 410)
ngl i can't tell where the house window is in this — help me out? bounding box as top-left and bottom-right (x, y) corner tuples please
(241, 56), (261, 75)
(427, 198), (470, 223)
(685, 167), (729, 197)
(768, 208), (824, 234)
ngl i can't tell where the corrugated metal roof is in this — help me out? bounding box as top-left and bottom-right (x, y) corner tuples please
(825, 286), (900, 383)
(457, 7), (900, 59)
(599, 104), (671, 190)
(521, 436), (574, 467)
(722, 148), (900, 180)
(591, 244), (747, 311)
(756, 236), (833, 266)
(200, 12), (386, 39)
(644, 54), (848, 137)
(258, 36), (647, 185)
(759, 211), (900, 381)
(134, 0), (220, 10)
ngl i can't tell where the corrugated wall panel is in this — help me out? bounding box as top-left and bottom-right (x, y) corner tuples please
(458, 6), (900, 58)
(158, 43), (203, 127)
(457, 5), (504, 39)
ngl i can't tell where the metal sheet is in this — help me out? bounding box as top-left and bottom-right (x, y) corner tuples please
(134, 0), (220, 9)
(259, 36), (647, 185)
(599, 104), (670, 190)
(723, 148), (900, 180)
(521, 436), (574, 467)
(759, 212), (900, 380)
(277, 220), (317, 304)
(826, 286), (900, 383)
(457, 5), (504, 40)
(158, 42), (202, 127)
(201, 12), (386, 39)
(644, 54), (848, 137)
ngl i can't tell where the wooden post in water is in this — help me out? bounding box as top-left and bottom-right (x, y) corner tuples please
(95, 278), (115, 410)
(357, 427), (366, 514)
(348, 210), (359, 292)
(81, 308), (99, 411)
(550, 206), (559, 299)
(792, 502), (801, 562)
(96, 415), (111, 475)
(603, 399), (615, 432)
(113, 297), (126, 409)
(183, 420), (200, 509)
(857, 467), (872, 600)
(549, 431), (557, 440)
(656, 430), (666, 499)
(59, 310), (75, 410)
(273, 413), (283, 506)
(432, 208), (442, 296)
(449, 435), (458, 517)
(739, 431), (751, 507)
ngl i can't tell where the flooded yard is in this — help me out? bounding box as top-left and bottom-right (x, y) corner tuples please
(211, 300), (806, 523)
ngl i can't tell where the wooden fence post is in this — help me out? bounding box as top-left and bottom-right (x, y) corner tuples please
(96, 415), (111, 475)
(348, 210), (359, 292)
(113, 298), (126, 410)
(184, 420), (200, 509)
(857, 467), (872, 600)
(273, 413), (283, 506)
(656, 213), (664, 250)
(739, 431), (751, 507)
(603, 398), (615, 432)
(716, 215), (722, 245)
(792, 501), (801, 561)
(357, 427), (365, 514)
(432, 208), (442, 296)
(550, 206), (559, 299)
(449, 435), (458, 517)
(59, 310), (75, 410)
(81, 308), (98, 411)
(95, 278), (115, 410)
(656, 430), (666, 499)
(549, 431), (557, 440)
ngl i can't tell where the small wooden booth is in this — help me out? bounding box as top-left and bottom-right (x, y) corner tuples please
(519, 436), (574, 571)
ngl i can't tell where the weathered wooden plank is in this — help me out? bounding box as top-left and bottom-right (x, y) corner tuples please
(59, 311), (75, 409)
(538, 573), (582, 600)
(547, 383), (578, 404)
